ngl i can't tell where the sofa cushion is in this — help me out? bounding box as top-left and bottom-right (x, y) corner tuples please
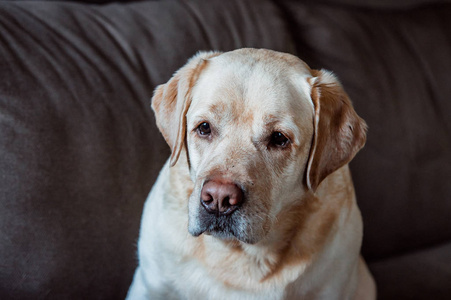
(291, 0), (451, 9)
(0, 0), (290, 299)
(279, 0), (451, 260)
(369, 242), (451, 299)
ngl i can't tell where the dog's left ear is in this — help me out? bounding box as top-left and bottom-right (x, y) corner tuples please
(151, 51), (222, 166)
(306, 70), (367, 192)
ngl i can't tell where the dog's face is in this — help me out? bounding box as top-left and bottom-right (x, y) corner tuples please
(184, 51), (315, 244)
(152, 49), (366, 244)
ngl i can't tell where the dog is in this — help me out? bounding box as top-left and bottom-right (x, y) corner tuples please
(127, 48), (376, 300)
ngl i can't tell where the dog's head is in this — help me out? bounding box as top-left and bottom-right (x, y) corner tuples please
(152, 49), (366, 244)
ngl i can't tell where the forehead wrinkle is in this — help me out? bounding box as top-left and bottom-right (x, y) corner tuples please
(208, 101), (228, 118)
(189, 99), (247, 135)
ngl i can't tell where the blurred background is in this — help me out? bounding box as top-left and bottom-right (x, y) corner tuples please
(0, 0), (450, 299)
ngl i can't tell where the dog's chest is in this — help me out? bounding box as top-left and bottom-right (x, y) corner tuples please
(145, 218), (308, 300)
(158, 255), (297, 300)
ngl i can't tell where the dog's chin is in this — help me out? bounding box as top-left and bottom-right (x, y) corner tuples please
(207, 228), (262, 244)
(191, 228), (261, 245)
(188, 214), (262, 245)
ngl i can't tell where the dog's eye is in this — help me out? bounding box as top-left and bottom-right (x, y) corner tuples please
(197, 122), (211, 136)
(269, 131), (290, 148)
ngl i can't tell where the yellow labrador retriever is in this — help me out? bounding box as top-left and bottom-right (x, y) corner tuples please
(127, 49), (376, 300)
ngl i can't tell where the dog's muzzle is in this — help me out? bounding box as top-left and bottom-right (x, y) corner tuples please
(189, 179), (246, 240)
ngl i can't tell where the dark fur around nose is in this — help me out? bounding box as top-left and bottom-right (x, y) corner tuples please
(200, 180), (244, 216)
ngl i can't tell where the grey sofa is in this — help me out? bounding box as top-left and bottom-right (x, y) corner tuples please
(1, 0), (450, 299)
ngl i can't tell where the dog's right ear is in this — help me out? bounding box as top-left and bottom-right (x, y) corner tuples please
(151, 51), (222, 166)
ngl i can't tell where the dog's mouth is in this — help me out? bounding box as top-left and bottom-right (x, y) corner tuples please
(189, 205), (260, 244)
(190, 210), (239, 239)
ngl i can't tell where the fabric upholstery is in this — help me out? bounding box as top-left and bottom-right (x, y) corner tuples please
(369, 242), (451, 299)
(0, 0), (289, 299)
(7, 0), (451, 8)
(292, 0), (451, 9)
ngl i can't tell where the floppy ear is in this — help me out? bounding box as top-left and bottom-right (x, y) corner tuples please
(306, 70), (367, 192)
(151, 51), (222, 166)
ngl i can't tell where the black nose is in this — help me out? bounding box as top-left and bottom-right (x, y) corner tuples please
(200, 180), (244, 215)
